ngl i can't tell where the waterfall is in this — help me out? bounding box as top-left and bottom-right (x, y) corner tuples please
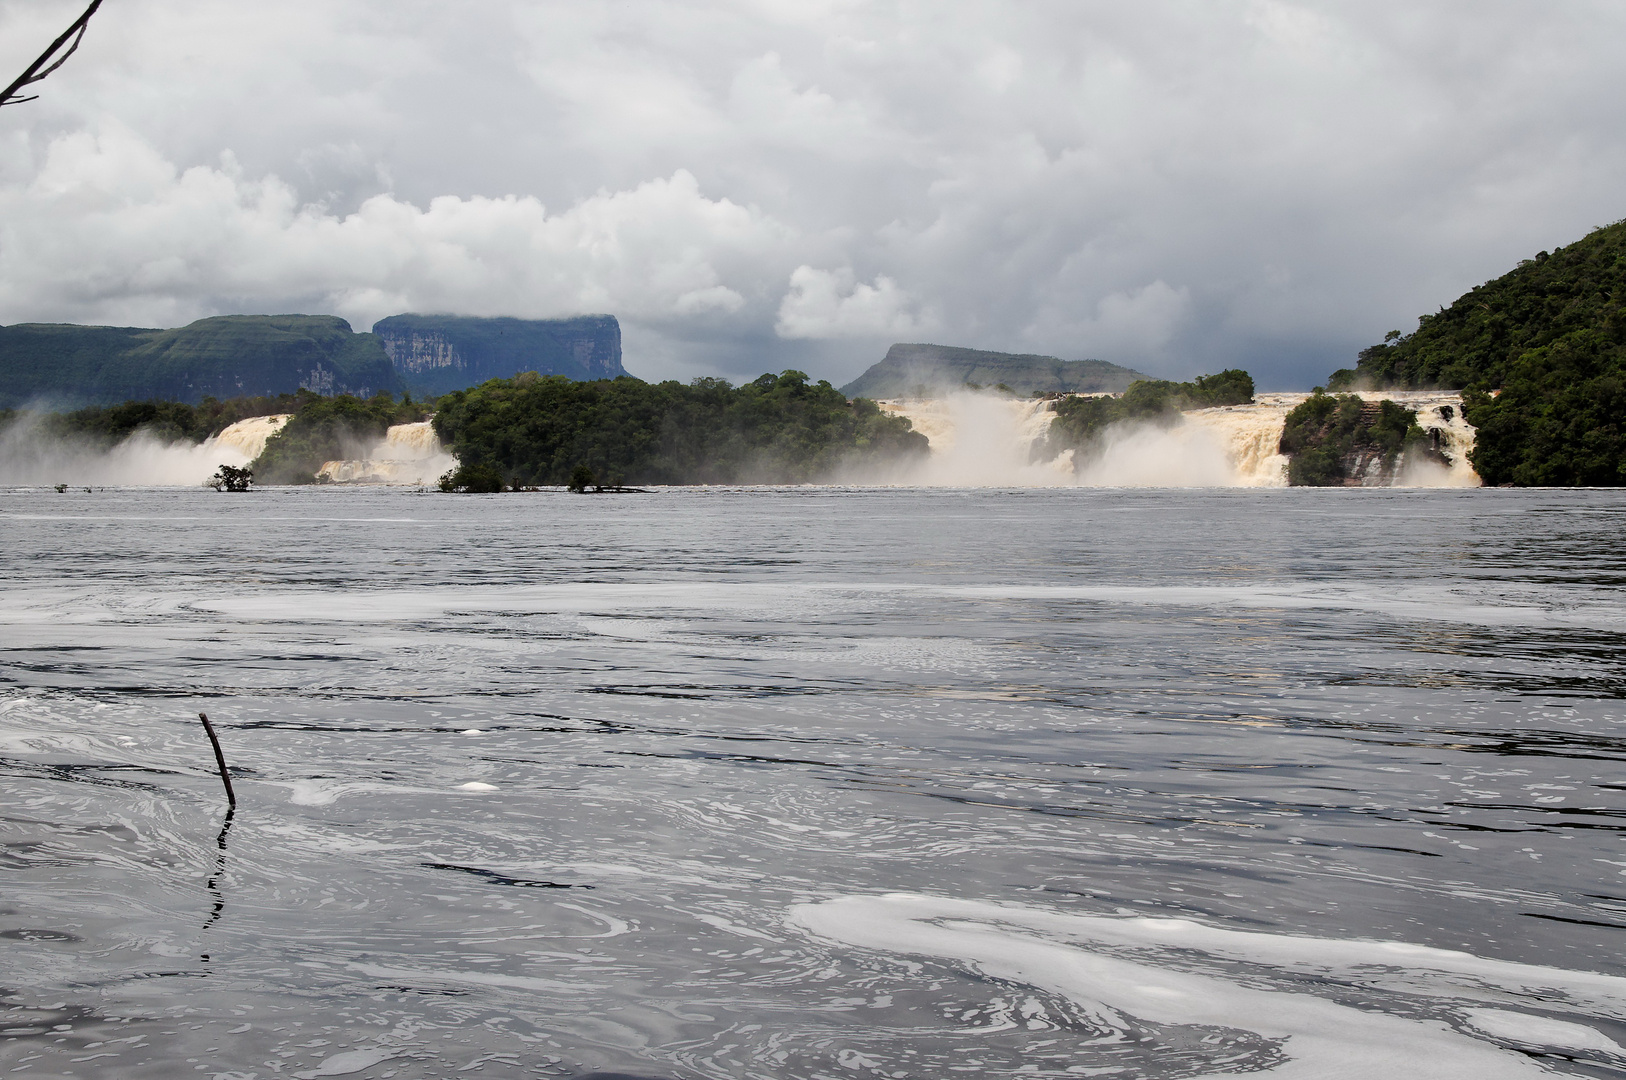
(1181, 396), (1298, 486)
(0, 412), (290, 486)
(873, 394), (1078, 485)
(379, 420), (446, 459)
(875, 390), (1480, 488)
(206, 414), (290, 462)
(315, 420), (458, 485)
(1396, 394), (1481, 487)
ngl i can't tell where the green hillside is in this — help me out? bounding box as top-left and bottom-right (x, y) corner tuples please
(0, 324), (152, 407)
(840, 343), (1148, 399)
(1328, 219), (1626, 485)
(1330, 220), (1626, 392)
(0, 315), (400, 408)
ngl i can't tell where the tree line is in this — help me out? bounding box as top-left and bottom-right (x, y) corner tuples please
(431, 370), (926, 488)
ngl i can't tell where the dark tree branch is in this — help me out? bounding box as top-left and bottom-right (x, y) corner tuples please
(1, 0), (105, 109)
(198, 712), (237, 808)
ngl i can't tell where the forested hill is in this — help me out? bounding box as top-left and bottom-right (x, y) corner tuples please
(0, 313), (626, 409)
(1329, 219), (1625, 486)
(0, 315), (399, 408)
(1330, 219), (1625, 392)
(841, 343), (1147, 398)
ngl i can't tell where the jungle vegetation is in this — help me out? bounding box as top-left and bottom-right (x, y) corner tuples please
(0, 315), (400, 409)
(1327, 219), (1625, 485)
(252, 393), (431, 484)
(6, 391), (320, 447)
(1278, 393), (1429, 486)
(431, 370), (927, 486)
(1041, 369), (1256, 457)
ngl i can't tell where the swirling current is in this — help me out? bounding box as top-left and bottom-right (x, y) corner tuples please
(2, 486), (1624, 1079)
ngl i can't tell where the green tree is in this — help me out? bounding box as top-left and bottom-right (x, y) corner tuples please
(1278, 393), (1429, 485)
(252, 393), (430, 484)
(1041, 369), (1255, 459)
(432, 371), (927, 486)
(208, 464), (253, 492)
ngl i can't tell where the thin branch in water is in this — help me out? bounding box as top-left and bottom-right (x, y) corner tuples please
(197, 711), (237, 808)
(1, 0), (106, 109)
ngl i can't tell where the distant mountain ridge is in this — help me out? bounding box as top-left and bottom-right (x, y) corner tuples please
(840, 343), (1149, 399)
(0, 313), (624, 409)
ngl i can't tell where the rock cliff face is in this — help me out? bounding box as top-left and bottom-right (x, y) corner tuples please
(840, 343), (1148, 399)
(372, 314), (624, 396)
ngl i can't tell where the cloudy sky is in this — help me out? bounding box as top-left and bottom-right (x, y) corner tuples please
(0, 0), (1622, 388)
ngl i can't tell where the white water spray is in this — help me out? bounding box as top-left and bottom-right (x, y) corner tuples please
(315, 420), (457, 485)
(0, 413), (289, 487)
(874, 390), (1480, 488)
(862, 393), (1076, 485)
(211, 414), (290, 461)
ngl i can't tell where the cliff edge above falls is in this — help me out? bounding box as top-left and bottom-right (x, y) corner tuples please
(373, 314), (624, 397)
(841, 343), (1149, 399)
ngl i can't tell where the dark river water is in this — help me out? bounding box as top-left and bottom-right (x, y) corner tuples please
(3, 486), (1625, 1080)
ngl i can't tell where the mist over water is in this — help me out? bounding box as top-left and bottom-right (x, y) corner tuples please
(317, 420), (458, 485)
(875, 390), (1480, 488)
(2, 486), (1622, 1079)
(0, 414), (257, 487)
(0, 414), (460, 488)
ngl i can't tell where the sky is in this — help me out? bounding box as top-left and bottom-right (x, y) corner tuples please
(0, 0), (1622, 389)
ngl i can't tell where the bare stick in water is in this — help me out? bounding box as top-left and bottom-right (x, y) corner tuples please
(197, 712), (236, 808)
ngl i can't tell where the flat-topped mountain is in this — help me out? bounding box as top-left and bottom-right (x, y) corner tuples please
(0, 315), (398, 409)
(840, 343), (1149, 399)
(0, 313), (625, 408)
(373, 314), (624, 397)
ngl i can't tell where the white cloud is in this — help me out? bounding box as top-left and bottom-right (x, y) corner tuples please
(1087, 281), (1192, 357)
(775, 265), (932, 339)
(1, 0), (1625, 386)
(0, 126), (791, 332)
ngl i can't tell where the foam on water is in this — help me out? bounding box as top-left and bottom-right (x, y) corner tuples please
(791, 894), (1623, 1077)
(2, 487), (1621, 1078)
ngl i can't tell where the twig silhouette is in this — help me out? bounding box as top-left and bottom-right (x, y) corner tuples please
(197, 712), (236, 808)
(1, 0), (106, 109)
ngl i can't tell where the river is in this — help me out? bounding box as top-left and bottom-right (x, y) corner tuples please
(2, 486), (1623, 1079)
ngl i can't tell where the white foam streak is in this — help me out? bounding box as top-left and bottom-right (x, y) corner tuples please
(791, 895), (1624, 1078)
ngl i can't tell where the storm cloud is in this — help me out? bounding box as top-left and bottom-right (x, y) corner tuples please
(1, 0), (1622, 387)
